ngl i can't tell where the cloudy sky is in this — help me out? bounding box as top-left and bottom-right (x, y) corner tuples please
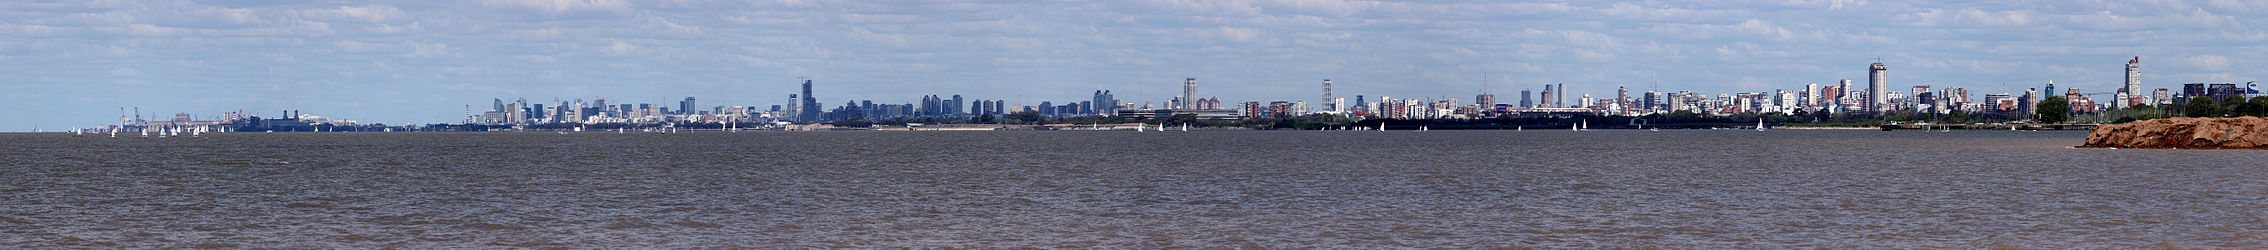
(3, 0), (2264, 130)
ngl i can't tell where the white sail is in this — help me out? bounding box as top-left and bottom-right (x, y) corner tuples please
(1180, 123), (1189, 132)
(1756, 118), (1766, 131)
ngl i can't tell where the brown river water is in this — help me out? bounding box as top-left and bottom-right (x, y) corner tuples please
(2, 130), (2265, 248)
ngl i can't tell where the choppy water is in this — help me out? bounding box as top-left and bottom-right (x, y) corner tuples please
(3, 130), (2266, 248)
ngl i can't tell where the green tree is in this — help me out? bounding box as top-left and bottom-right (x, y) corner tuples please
(1006, 111), (1046, 124)
(2185, 96), (2224, 118)
(2036, 96), (2070, 124)
(831, 117), (874, 128)
(2244, 96), (2268, 117)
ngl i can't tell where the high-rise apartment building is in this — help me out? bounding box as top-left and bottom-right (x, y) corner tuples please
(2123, 56), (2142, 107)
(1869, 62), (1888, 112)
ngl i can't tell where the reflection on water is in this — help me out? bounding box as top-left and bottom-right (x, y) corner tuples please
(2, 130), (2265, 248)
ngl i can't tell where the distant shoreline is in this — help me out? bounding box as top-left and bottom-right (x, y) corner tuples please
(1774, 126), (1878, 130)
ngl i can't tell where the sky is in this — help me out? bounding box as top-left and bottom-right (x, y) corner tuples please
(3, 0), (2265, 131)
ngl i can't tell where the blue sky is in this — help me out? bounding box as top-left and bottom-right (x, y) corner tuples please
(3, 0), (2263, 130)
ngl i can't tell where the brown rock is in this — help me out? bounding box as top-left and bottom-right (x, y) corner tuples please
(2084, 117), (2268, 149)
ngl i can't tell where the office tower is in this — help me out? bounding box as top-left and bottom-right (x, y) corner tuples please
(1518, 90), (1532, 108)
(1180, 77), (1198, 109)
(1540, 84), (1555, 108)
(680, 96), (696, 115)
(2123, 56), (2141, 107)
(786, 94), (800, 121)
(1642, 91), (1659, 111)
(1556, 83), (1567, 108)
(800, 79), (821, 122)
(2044, 81), (2057, 98)
(1869, 63), (1887, 112)
(1616, 86), (1628, 104)
(1089, 90), (1105, 114)
(950, 95), (965, 115)
(1039, 101), (1054, 116)
(492, 98), (505, 112)
(1321, 79), (1335, 112)
(1101, 91), (1115, 114)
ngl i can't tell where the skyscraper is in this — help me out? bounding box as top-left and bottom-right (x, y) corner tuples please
(950, 95), (964, 115)
(1181, 77), (1198, 109)
(799, 79), (820, 122)
(1540, 84), (1555, 108)
(1321, 79), (1335, 112)
(2044, 81), (2057, 98)
(1556, 83), (1567, 108)
(1803, 83), (1818, 110)
(1519, 90), (1532, 108)
(1869, 63), (1888, 112)
(680, 96), (696, 115)
(2124, 56), (2141, 107)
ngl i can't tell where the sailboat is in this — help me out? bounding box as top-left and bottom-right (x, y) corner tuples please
(1379, 123), (1386, 131)
(1755, 118), (1767, 131)
(1137, 123), (1145, 132)
(140, 127), (149, 137)
(74, 127), (82, 136)
(1180, 123), (1189, 132)
(1419, 125), (1429, 131)
(110, 127), (118, 138)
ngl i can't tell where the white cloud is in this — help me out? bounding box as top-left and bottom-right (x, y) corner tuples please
(304, 5), (410, 23)
(337, 40), (389, 52)
(480, 0), (634, 18)
(603, 40), (637, 55)
(405, 41), (455, 58)
(2186, 55), (2230, 70)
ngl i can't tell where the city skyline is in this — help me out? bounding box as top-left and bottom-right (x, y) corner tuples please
(6, 1), (2268, 131)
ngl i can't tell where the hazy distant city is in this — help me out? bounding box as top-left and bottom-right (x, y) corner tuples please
(93, 57), (2261, 133)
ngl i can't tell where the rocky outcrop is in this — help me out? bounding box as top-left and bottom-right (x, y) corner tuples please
(2085, 117), (2268, 149)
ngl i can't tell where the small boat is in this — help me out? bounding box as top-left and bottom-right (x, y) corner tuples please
(1180, 123), (1189, 132)
(1755, 118), (1767, 131)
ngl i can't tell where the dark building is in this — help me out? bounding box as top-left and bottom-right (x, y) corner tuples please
(800, 79), (822, 122)
(680, 97), (696, 115)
